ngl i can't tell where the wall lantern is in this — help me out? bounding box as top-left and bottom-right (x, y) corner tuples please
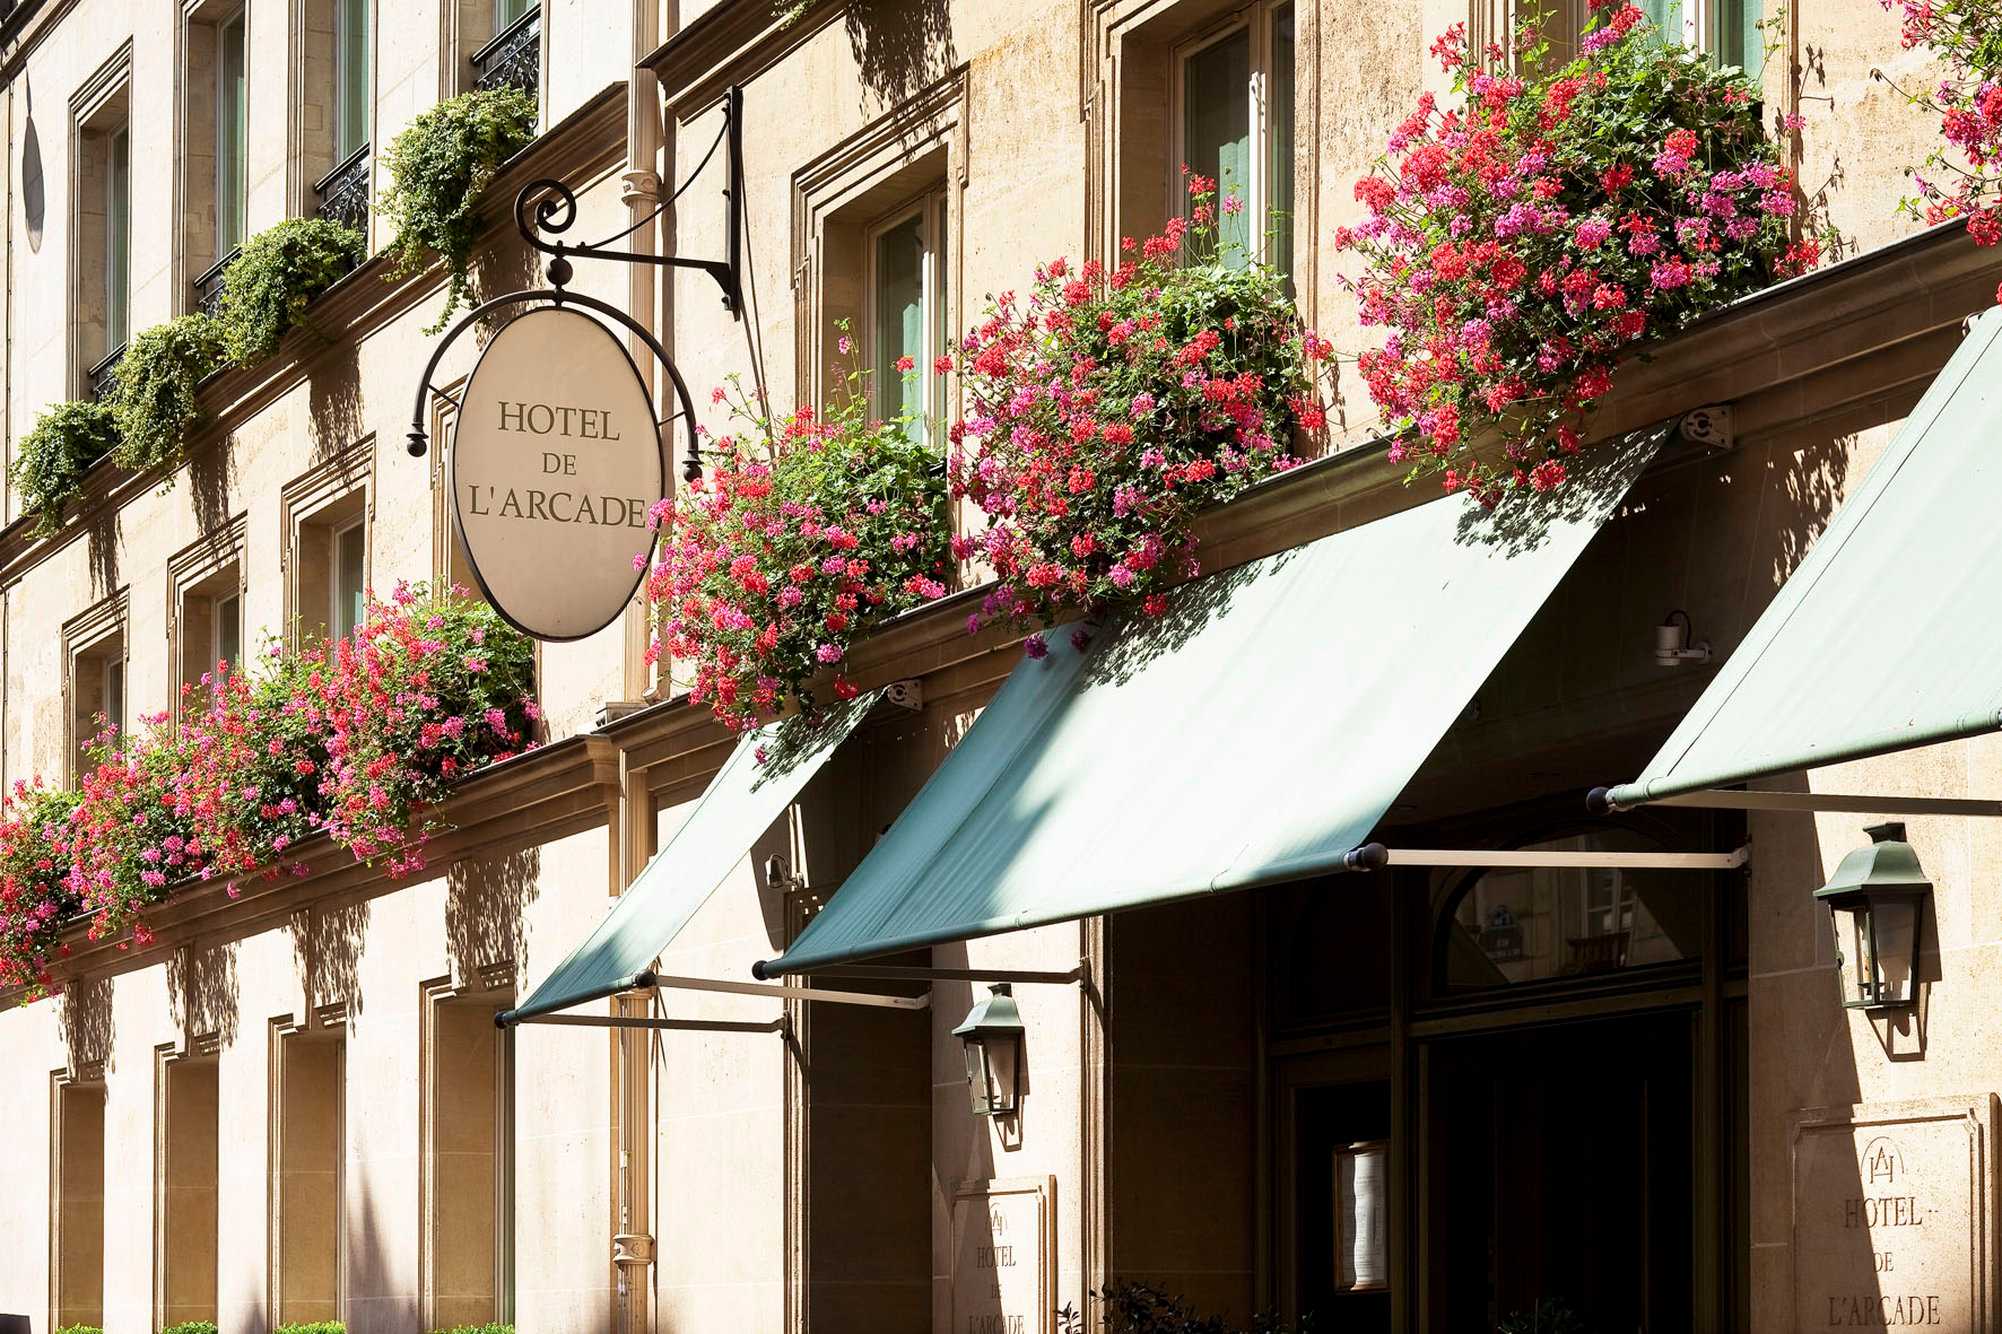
(1816, 822), (1928, 1010)
(1654, 609), (1712, 666)
(953, 983), (1025, 1117)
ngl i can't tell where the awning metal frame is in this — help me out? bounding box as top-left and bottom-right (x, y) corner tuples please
(514, 1013), (788, 1035)
(772, 962), (1090, 987)
(1595, 787), (2002, 818)
(648, 970), (930, 1011)
(1342, 843), (1750, 871)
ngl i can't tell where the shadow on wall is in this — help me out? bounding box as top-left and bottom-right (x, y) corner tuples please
(1768, 432), (1851, 588)
(446, 846), (541, 983)
(844, 0), (956, 127)
(307, 340), (365, 462)
(168, 939), (242, 1050)
(472, 228), (542, 320)
(290, 900), (370, 1017)
(85, 506), (120, 601)
(188, 432), (236, 541)
(58, 973), (115, 1074)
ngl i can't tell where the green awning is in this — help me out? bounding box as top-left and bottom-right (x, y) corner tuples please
(501, 689), (883, 1025)
(755, 431), (1667, 977)
(1607, 307), (2002, 809)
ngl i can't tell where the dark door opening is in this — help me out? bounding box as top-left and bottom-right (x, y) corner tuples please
(1425, 1010), (1695, 1332)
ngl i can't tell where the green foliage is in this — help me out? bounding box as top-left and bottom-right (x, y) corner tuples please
(427, 1325), (514, 1334)
(380, 85), (538, 333)
(159, 1322), (222, 1334)
(108, 313), (227, 478)
(216, 217), (365, 364)
(272, 1323), (346, 1334)
(1065, 1283), (1313, 1334)
(56, 1326), (105, 1334)
(10, 399), (118, 537)
(1497, 1299), (1592, 1334)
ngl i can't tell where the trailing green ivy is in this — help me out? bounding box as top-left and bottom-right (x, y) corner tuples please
(216, 217), (365, 364)
(108, 313), (226, 479)
(380, 85), (538, 333)
(159, 1322), (222, 1334)
(10, 399), (118, 537)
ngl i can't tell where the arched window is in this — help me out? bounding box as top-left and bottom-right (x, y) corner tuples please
(1436, 826), (1706, 992)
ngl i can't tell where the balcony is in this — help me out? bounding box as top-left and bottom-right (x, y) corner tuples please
(314, 144), (372, 237)
(193, 247), (239, 319)
(87, 346), (125, 403)
(471, 6), (540, 97)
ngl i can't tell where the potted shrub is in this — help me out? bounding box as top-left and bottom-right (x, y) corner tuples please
(107, 313), (227, 481)
(216, 217), (367, 364)
(1339, 1), (1821, 504)
(9, 399), (119, 537)
(948, 174), (1327, 641)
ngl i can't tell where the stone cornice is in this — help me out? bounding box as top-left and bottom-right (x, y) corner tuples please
(0, 80), (630, 590)
(0, 731), (622, 1004)
(640, 0), (844, 119)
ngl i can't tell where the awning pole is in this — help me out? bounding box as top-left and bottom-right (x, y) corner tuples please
(1343, 843), (1750, 871)
(516, 1013), (787, 1034)
(1640, 789), (2002, 817)
(650, 972), (930, 1011)
(806, 962), (1089, 987)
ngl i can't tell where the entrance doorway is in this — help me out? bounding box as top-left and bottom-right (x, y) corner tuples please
(1423, 1011), (1694, 1331)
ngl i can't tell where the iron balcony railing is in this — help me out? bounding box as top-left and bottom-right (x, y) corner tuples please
(314, 143), (372, 237)
(87, 345), (125, 403)
(193, 246), (240, 318)
(471, 7), (540, 97)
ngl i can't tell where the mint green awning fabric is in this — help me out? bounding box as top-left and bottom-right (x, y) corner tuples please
(502, 690), (883, 1025)
(757, 432), (1667, 976)
(1608, 307), (2002, 808)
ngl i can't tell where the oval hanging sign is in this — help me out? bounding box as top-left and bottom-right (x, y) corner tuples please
(452, 305), (664, 641)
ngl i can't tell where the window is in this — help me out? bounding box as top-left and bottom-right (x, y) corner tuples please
(170, 524), (247, 714)
(422, 980), (516, 1327)
(217, 11), (248, 255)
(65, 598), (128, 778)
(332, 516), (366, 640)
(335, 0), (371, 161)
(53, 1078), (107, 1333)
(1634, 0), (1763, 78)
(105, 125), (131, 352)
(868, 191), (950, 443)
(215, 590), (243, 671)
(1439, 831), (1704, 990)
(274, 1028), (345, 1326)
(158, 1054), (220, 1329)
(70, 51), (133, 394)
(1175, 2), (1295, 273)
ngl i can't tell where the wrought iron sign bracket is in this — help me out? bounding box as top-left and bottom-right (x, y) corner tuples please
(515, 84), (745, 315)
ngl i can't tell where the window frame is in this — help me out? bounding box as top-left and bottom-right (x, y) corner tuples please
(333, 0), (372, 162)
(1168, 0), (1295, 271)
(863, 187), (951, 443)
(63, 593), (129, 780)
(215, 7), (249, 256)
(330, 514), (366, 642)
(104, 124), (132, 353)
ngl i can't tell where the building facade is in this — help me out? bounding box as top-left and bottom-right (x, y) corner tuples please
(0, 0), (1999, 1333)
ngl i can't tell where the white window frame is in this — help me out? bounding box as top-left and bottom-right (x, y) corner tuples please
(331, 516), (366, 640)
(863, 189), (950, 443)
(1169, 0), (1293, 269)
(105, 123), (131, 352)
(213, 588), (243, 673)
(102, 655), (126, 738)
(333, 0), (372, 161)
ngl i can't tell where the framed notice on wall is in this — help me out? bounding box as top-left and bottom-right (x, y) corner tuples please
(1334, 1139), (1390, 1292)
(951, 1175), (1056, 1334)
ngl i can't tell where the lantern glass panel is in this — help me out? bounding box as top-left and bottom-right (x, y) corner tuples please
(1873, 897), (1918, 1005)
(962, 1039), (992, 1115)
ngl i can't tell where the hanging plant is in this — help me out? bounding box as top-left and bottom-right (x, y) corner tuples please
(1877, 0), (2002, 285)
(1339, 2), (1823, 505)
(0, 586), (539, 995)
(215, 216), (366, 364)
(380, 85), (539, 333)
(645, 340), (952, 733)
(949, 177), (1325, 640)
(9, 399), (119, 537)
(107, 313), (227, 478)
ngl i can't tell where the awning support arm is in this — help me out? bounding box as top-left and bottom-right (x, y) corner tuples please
(1342, 844), (1750, 871)
(1600, 788), (2002, 817)
(648, 971), (930, 1011)
(514, 1013), (787, 1034)
(806, 962), (1089, 987)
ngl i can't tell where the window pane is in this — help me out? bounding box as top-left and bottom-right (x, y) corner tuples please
(496, 0), (535, 26)
(874, 211), (926, 439)
(218, 14), (248, 252)
(107, 128), (131, 350)
(1715, 0), (1763, 79)
(337, 0), (371, 158)
(104, 658), (125, 735)
(1182, 28), (1252, 263)
(216, 592), (242, 671)
(1268, 4), (1296, 284)
(335, 524), (365, 640)
(1638, 0), (1683, 43)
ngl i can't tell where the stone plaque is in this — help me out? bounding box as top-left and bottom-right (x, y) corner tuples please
(1791, 1095), (1998, 1331)
(951, 1176), (1054, 1334)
